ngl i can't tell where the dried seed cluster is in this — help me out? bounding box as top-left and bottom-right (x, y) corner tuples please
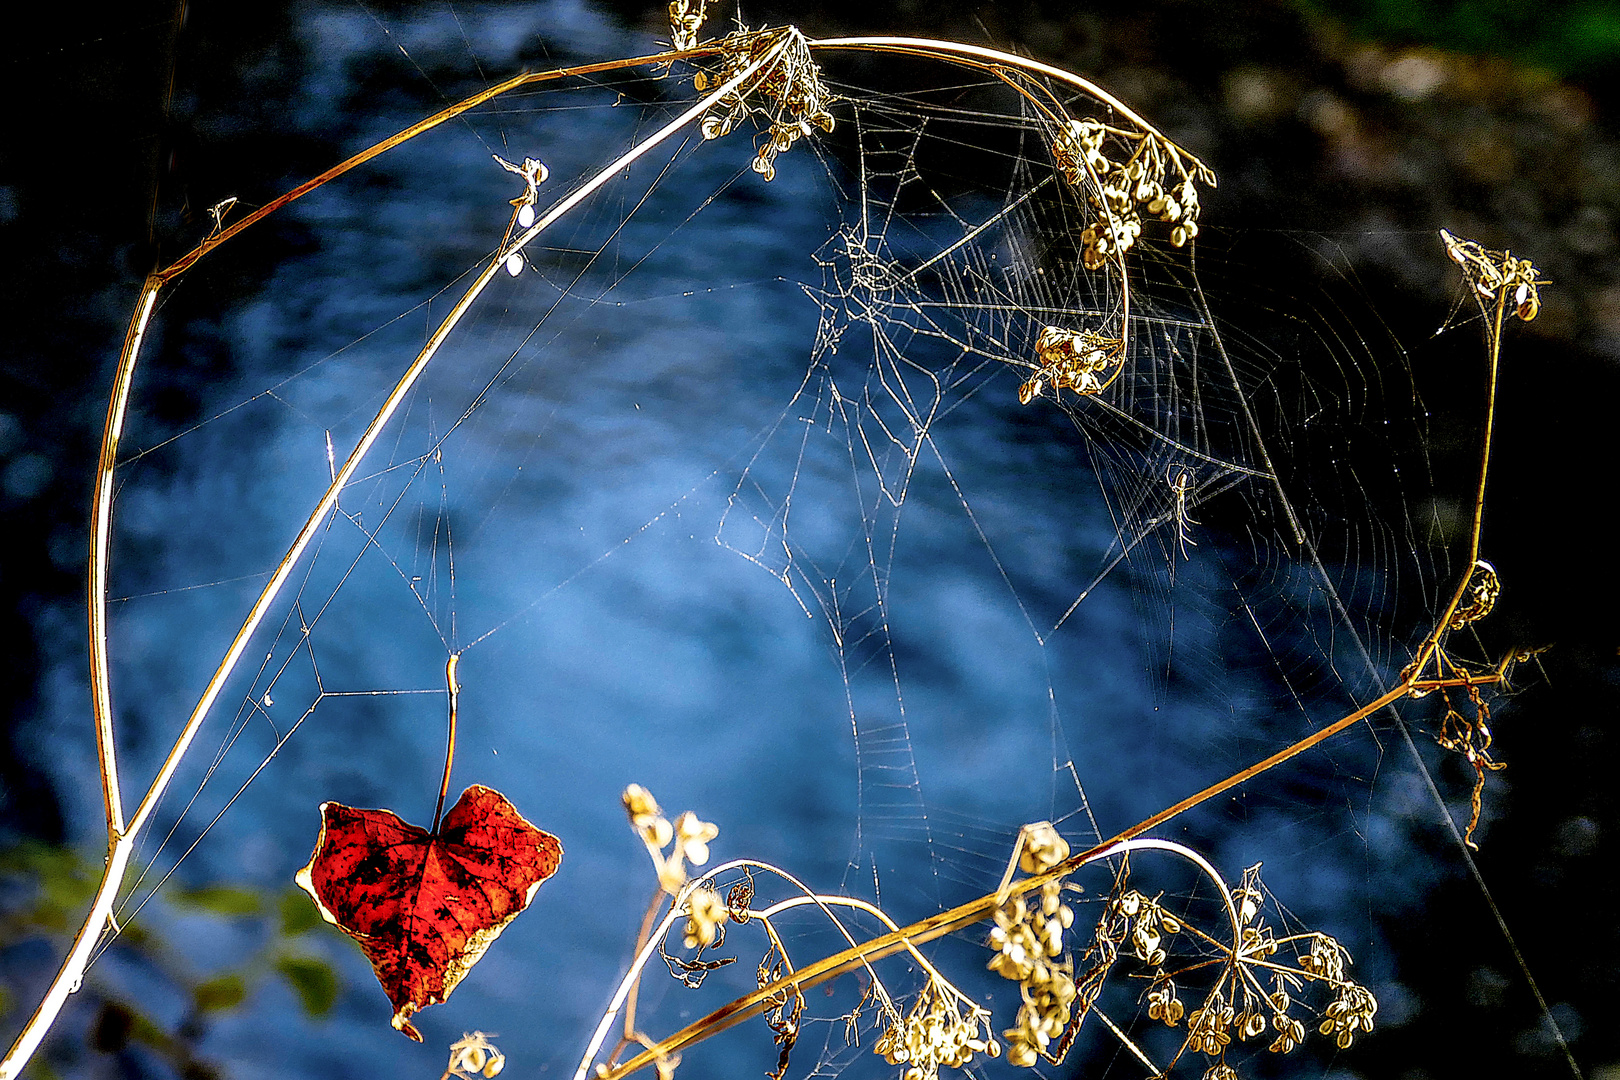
(1435, 681), (1506, 848)
(622, 784), (719, 894)
(1113, 887), (1184, 966)
(1081, 862), (1378, 1078)
(442, 1032), (505, 1080)
(667, 0), (706, 51)
(1051, 118), (1211, 269)
(1319, 983), (1379, 1049)
(1017, 821), (1071, 874)
(1017, 325), (1125, 404)
(988, 880), (1078, 1067)
(1441, 228), (1545, 321)
(1173, 867), (1378, 1072)
(1447, 559), (1501, 630)
(682, 884), (727, 949)
(696, 27), (835, 182)
(873, 978), (999, 1080)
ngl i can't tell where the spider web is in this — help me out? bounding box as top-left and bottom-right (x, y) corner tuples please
(30, 6), (1552, 1080)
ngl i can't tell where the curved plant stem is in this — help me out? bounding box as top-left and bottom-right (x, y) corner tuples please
(431, 653), (462, 834)
(807, 37), (1214, 182)
(88, 277), (162, 838)
(0, 275), (161, 1080)
(1, 39), (789, 1080)
(598, 669), (1496, 1080)
(0, 29), (1506, 1080)
(1409, 289), (1507, 679)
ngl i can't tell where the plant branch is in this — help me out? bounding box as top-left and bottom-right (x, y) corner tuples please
(88, 277), (162, 838)
(431, 653), (461, 834)
(1409, 289), (1507, 679)
(3, 39), (791, 1080)
(598, 670), (1494, 1080)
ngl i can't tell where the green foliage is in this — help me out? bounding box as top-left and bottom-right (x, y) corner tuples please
(2, 840), (344, 1070)
(169, 884), (264, 918)
(193, 974), (248, 1013)
(1307, 0), (1620, 75)
(275, 955), (339, 1016)
(0, 842), (99, 933)
(278, 887), (324, 936)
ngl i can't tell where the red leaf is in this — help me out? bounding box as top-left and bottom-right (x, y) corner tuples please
(294, 785), (562, 1039)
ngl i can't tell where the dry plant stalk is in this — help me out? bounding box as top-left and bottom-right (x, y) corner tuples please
(0, 14), (1536, 1080)
(594, 790), (1382, 1080)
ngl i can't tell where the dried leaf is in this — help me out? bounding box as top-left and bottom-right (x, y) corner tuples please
(295, 785), (562, 1039)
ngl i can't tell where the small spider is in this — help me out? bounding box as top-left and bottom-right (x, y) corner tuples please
(1167, 466), (1198, 560)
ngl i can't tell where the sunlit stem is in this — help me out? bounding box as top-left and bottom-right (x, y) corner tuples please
(607, 891), (671, 1065)
(431, 653), (461, 834)
(88, 277), (161, 838)
(807, 37), (1214, 183)
(600, 838), (1235, 1080)
(575, 856), (907, 1080)
(0, 271), (162, 1080)
(2, 41), (790, 1080)
(152, 52), (700, 283)
(1410, 288), (1507, 678)
(0, 840), (132, 1080)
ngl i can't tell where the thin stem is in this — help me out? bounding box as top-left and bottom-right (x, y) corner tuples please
(598, 668), (1493, 1080)
(431, 653), (461, 834)
(806, 37), (1214, 182)
(4, 41), (791, 1080)
(0, 840), (133, 1080)
(607, 892), (670, 1066)
(1092, 1007), (1160, 1076)
(152, 52), (698, 283)
(0, 273), (163, 1080)
(88, 276), (161, 838)
(1410, 290), (1507, 677)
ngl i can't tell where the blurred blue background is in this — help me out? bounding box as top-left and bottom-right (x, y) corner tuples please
(3, 3), (1617, 1080)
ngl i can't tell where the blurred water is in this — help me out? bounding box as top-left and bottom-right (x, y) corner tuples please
(23, 5), (1452, 1080)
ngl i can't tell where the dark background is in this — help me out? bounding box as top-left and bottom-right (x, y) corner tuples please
(3, 1), (1618, 1078)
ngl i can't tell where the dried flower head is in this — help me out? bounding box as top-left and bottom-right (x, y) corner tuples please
(1447, 559), (1500, 630)
(621, 784), (719, 893)
(1050, 117), (1213, 268)
(873, 977), (998, 1080)
(682, 884), (728, 949)
(667, 0), (706, 51)
(1017, 822), (1071, 874)
(1147, 979), (1185, 1026)
(1440, 229), (1546, 321)
(674, 811), (719, 866)
(443, 1032), (505, 1080)
(988, 880), (1081, 1068)
(1319, 983), (1378, 1049)
(495, 154), (549, 225)
(696, 27), (835, 182)
(1018, 325), (1124, 403)
(622, 783), (673, 848)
